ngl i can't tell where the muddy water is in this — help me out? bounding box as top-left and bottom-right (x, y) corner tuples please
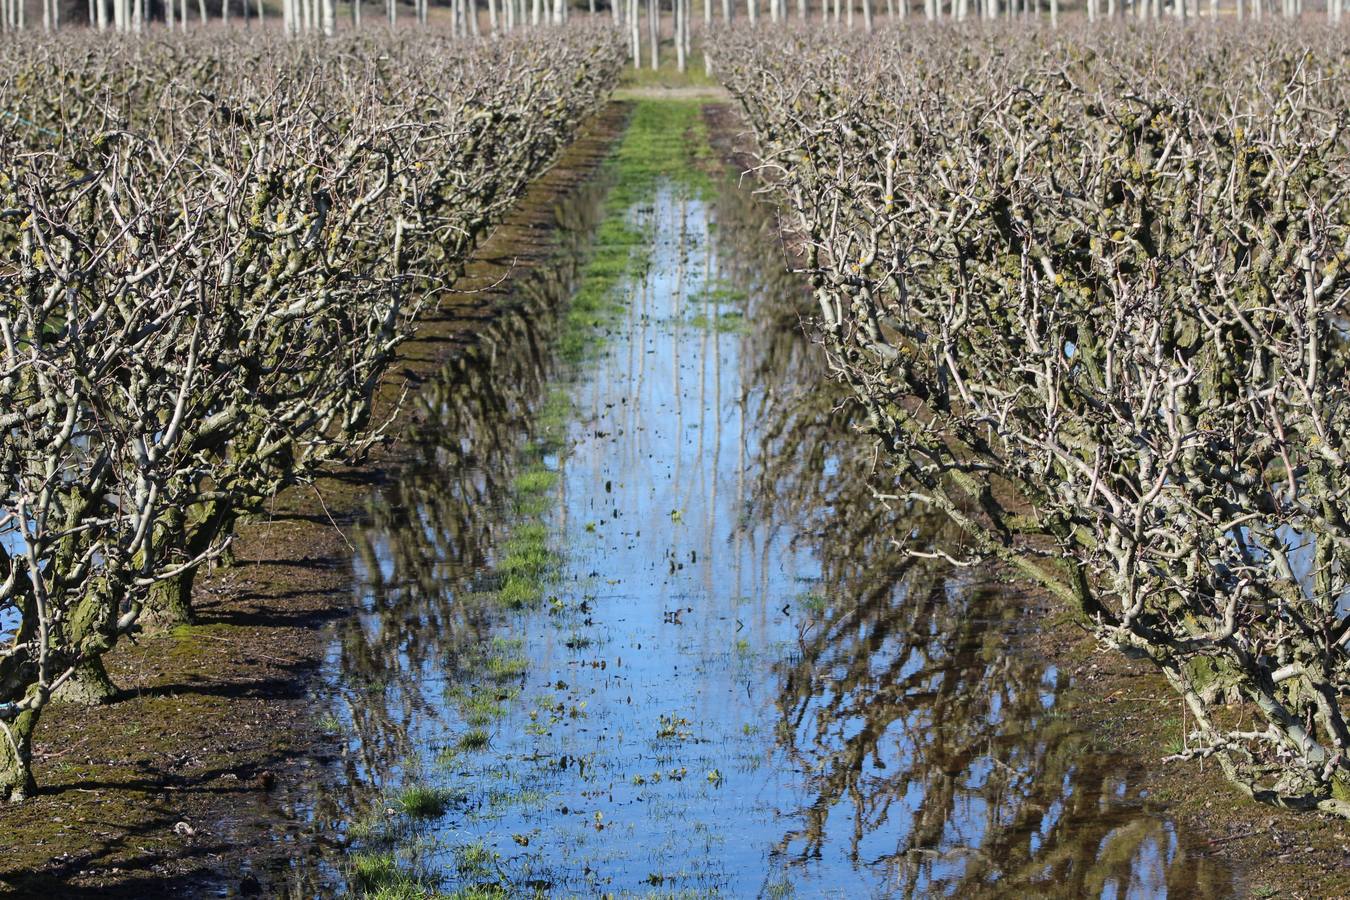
(320, 106), (1237, 899)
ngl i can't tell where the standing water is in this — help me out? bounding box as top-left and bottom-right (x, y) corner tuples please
(313, 103), (1235, 899)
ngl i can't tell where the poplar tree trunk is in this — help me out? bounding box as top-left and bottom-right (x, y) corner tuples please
(648, 0), (658, 69)
(630, 0), (640, 66)
(683, 0), (691, 57)
(676, 0), (685, 71)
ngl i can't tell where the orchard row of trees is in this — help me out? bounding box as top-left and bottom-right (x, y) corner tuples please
(713, 24), (1350, 817)
(0, 27), (623, 801)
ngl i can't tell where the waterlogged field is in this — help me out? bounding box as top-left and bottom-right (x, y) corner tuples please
(4, 23), (1349, 900)
(309, 102), (1238, 899)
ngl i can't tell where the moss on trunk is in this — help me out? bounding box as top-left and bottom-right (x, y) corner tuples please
(0, 709), (38, 803)
(53, 657), (118, 706)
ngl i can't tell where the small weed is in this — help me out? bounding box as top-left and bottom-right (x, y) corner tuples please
(656, 713), (694, 741)
(458, 728), (491, 752)
(799, 593), (828, 614)
(563, 631), (593, 650)
(367, 880), (446, 900)
(447, 887), (507, 900)
(350, 849), (398, 889)
(452, 840), (498, 878)
(318, 712), (345, 734)
(688, 310), (748, 333)
(496, 574), (543, 609)
(459, 692), (506, 728)
(395, 784), (454, 819)
(512, 468), (557, 497)
(485, 651), (528, 682)
(347, 807), (393, 844)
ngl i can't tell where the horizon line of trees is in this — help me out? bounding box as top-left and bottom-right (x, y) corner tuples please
(2, 0), (1344, 41)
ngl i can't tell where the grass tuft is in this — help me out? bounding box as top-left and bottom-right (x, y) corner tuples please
(457, 728), (490, 752)
(394, 783), (455, 820)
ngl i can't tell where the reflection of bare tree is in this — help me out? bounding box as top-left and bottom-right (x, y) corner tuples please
(310, 175), (608, 827)
(720, 182), (1233, 897)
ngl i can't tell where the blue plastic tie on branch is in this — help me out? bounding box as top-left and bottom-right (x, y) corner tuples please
(0, 109), (59, 140)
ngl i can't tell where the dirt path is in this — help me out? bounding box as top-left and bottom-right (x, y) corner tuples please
(0, 102), (630, 900)
(613, 85), (730, 100)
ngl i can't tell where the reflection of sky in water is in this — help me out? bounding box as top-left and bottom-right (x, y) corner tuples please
(1, 524), (24, 641)
(330, 182), (1233, 898)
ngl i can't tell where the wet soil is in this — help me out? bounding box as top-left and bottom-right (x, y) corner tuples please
(0, 102), (632, 899)
(1038, 625), (1350, 899)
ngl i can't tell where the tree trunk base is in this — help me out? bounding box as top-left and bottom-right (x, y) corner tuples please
(142, 575), (196, 630)
(54, 657), (119, 706)
(0, 710), (38, 802)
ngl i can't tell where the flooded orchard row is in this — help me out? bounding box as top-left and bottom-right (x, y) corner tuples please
(306, 104), (1236, 898)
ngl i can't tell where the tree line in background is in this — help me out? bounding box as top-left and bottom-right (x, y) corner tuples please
(2, 0), (1343, 44)
(712, 24), (1350, 818)
(0, 26), (624, 801)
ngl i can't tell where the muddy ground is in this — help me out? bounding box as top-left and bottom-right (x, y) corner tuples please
(0, 97), (1346, 898)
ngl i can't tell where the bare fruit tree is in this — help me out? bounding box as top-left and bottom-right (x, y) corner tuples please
(0, 27), (624, 800)
(714, 24), (1350, 816)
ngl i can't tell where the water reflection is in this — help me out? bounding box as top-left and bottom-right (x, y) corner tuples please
(317, 149), (1235, 898)
(305, 169), (611, 870)
(723, 180), (1232, 898)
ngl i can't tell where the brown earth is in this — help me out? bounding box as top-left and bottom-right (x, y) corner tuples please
(0, 101), (631, 899)
(1038, 616), (1350, 899)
